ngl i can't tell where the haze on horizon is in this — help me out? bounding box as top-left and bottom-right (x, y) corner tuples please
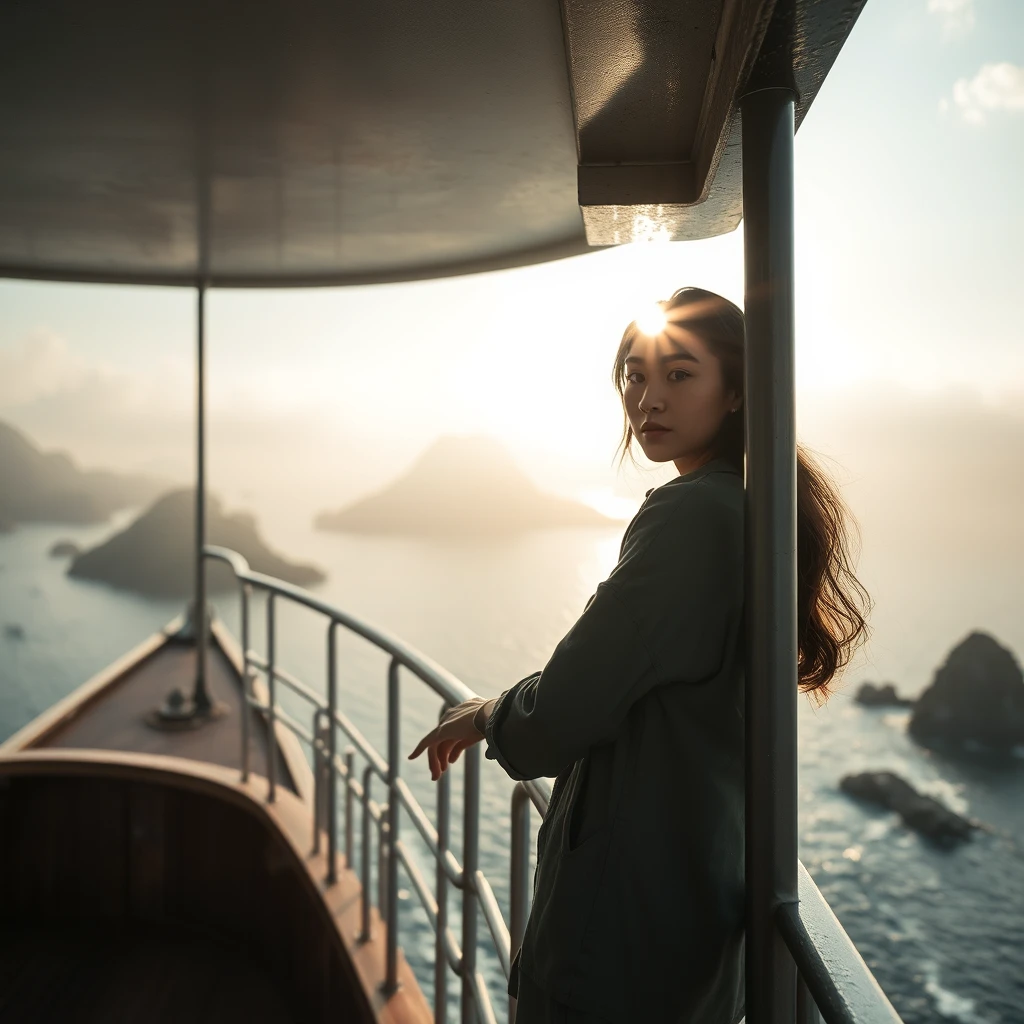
(1, 0), (1022, 556)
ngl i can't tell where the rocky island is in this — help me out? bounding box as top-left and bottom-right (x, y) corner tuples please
(854, 682), (914, 708)
(69, 489), (325, 598)
(908, 631), (1024, 757)
(0, 419), (163, 528)
(315, 435), (621, 536)
(840, 771), (977, 846)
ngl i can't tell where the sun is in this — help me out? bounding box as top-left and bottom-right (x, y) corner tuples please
(634, 303), (668, 336)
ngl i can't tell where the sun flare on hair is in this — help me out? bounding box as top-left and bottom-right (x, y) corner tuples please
(635, 303), (668, 337)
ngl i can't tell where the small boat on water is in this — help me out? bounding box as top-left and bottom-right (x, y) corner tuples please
(0, 0), (904, 1021)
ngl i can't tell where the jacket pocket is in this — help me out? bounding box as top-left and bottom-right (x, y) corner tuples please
(564, 740), (621, 854)
(566, 756), (592, 852)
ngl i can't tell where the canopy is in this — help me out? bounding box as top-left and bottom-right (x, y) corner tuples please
(0, 0), (865, 288)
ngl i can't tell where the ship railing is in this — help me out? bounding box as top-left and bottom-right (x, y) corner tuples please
(204, 545), (901, 1024)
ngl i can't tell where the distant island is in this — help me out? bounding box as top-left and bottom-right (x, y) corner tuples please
(0, 419), (163, 529)
(908, 631), (1024, 757)
(70, 489), (325, 598)
(315, 436), (621, 536)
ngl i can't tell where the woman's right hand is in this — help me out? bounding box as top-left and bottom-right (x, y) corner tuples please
(407, 697), (497, 781)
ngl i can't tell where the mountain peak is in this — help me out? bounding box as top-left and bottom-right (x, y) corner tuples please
(316, 435), (617, 536)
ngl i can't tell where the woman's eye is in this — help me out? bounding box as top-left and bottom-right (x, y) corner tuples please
(625, 371), (644, 384)
(668, 369), (691, 381)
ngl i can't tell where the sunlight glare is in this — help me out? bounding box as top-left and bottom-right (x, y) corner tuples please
(635, 303), (668, 336)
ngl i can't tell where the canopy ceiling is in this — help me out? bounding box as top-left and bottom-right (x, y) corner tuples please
(0, 0), (866, 287)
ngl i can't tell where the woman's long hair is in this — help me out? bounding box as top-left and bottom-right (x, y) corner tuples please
(612, 286), (871, 702)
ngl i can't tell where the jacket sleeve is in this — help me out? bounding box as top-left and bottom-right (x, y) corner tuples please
(483, 480), (742, 781)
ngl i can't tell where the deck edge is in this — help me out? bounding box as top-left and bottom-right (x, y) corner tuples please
(0, 616), (184, 754)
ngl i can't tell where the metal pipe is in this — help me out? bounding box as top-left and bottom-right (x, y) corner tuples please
(360, 764), (374, 942)
(266, 593), (278, 803)
(740, 85), (799, 1024)
(436, 735), (451, 1024)
(344, 747), (355, 871)
(385, 658), (401, 994)
(509, 782), (533, 1024)
(327, 624), (339, 885)
(313, 710), (329, 855)
(378, 807), (390, 926)
(204, 545), (478, 709)
(192, 284), (211, 713)
(776, 863), (903, 1024)
(796, 972), (822, 1024)
(240, 582), (251, 782)
(461, 744), (481, 1024)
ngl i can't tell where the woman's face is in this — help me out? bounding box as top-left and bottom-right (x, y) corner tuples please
(623, 324), (740, 473)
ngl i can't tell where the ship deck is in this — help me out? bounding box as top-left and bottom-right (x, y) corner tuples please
(2, 619), (301, 799)
(0, 619), (433, 1024)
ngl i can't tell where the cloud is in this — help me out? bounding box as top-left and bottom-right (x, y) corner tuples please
(0, 330), (87, 406)
(946, 62), (1024, 123)
(928, 0), (975, 37)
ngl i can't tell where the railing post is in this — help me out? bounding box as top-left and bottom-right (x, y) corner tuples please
(266, 593), (278, 803)
(240, 581), (251, 783)
(327, 623), (339, 885)
(509, 783), (532, 1024)
(385, 658), (401, 994)
(344, 747), (355, 870)
(435, 729), (451, 1024)
(461, 744), (482, 1024)
(360, 764), (374, 943)
(313, 709), (330, 855)
(741, 84), (799, 1024)
(796, 972), (822, 1024)
(378, 808), (390, 925)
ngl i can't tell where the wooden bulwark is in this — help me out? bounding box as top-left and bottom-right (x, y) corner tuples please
(0, 625), (434, 1024)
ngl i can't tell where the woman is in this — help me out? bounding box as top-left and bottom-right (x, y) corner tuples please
(409, 287), (870, 1023)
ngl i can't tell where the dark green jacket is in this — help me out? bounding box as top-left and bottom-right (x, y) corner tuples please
(484, 458), (746, 1024)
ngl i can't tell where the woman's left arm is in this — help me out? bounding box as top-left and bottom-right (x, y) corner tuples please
(483, 482), (742, 781)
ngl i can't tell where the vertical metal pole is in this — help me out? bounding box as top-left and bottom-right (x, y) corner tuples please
(378, 810), (390, 924)
(240, 582), (251, 781)
(385, 658), (401, 994)
(192, 284), (211, 713)
(461, 745), (481, 1024)
(327, 624), (339, 885)
(796, 973), (822, 1024)
(741, 86), (799, 1024)
(509, 784), (532, 1024)
(266, 593), (278, 803)
(344, 748), (355, 870)
(435, 746), (451, 1024)
(360, 765), (374, 942)
(313, 710), (328, 855)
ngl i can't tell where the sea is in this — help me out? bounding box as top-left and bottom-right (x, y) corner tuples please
(1, 511), (1022, 1024)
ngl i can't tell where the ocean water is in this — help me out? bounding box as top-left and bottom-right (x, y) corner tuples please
(1, 514), (1022, 1024)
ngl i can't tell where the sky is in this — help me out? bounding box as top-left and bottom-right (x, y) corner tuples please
(1, 0), (1022, 529)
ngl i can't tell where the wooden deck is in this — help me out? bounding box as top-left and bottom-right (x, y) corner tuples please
(3, 624), (299, 797)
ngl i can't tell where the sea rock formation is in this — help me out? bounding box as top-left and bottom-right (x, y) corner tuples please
(69, 489), (325, 598)
(0, 420), (163, 528)
(839, 771), (976, 846)
(908, 632), (1024, 757)
(854, 682), (914, 708)
(315, 435), (620, 536)
(48, 540), (81, 558)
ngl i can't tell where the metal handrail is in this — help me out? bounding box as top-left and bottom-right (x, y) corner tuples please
(776, 864), (903, 1024)
(205, 544), (539, 1024)
(204, 545), (901, 1024)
